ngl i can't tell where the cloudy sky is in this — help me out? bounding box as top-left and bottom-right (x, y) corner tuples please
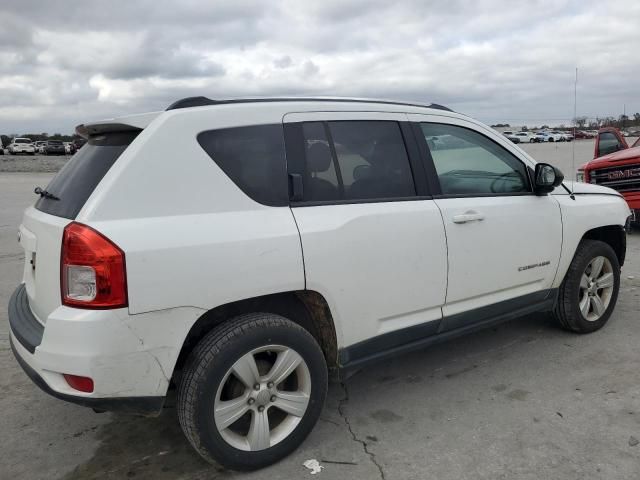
(1, 0), (639, 133)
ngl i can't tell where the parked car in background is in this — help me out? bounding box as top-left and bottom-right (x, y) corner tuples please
(34, 141), (47, 153)
(513, 131), (536, 143)
(574, 130), (594, 139)
(72, 138), (86, 151)
(41, 140), (66, 155)
(502, 131), (520, 143)
(64, 142), (75, 155)
(8, 138), (36, 155)
(535, 132), (552, 142)
(8, 96), (630, 470)
(577, 126), (640, 227)
(550, 131), (570, 142)
(563, 132), (574, 141)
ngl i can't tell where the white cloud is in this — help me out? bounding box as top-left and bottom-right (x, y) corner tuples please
(0, 0), (639, 133)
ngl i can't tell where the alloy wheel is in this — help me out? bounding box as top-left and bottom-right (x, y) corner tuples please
(578, 256), (614, 321)
(213, 345), (311, 451)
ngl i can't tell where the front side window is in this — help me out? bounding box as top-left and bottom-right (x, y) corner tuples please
(420, 123), (530, 196)
(301, 120), (415, 202)
(198, 124), (288, 206)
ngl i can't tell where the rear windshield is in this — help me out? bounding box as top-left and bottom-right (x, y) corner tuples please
(48, 140), (63, 145)
(35, 131), (139, 219)
(15, 139), (31, 144)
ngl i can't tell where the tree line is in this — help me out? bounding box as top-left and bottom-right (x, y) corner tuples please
(573, 113), (640, 130)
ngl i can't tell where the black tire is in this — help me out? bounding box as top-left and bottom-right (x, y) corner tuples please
(553, 239), (620, 333)
(549, 137), (554, 142)
(177, 313), (328, 471)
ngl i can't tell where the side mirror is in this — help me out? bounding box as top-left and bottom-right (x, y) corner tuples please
(534, 163), (564, 195)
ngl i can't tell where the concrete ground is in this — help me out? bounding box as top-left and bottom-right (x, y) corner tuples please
(1, 140), (639, 479)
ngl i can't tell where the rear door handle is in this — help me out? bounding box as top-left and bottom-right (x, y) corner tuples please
(452, 211), (485, 224)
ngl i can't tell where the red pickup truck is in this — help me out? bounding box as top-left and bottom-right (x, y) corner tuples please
(578, 127), (640, 226)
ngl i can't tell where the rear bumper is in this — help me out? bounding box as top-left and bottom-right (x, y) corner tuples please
(10, 337), (163, 415)
(8, 283), (177, 415)
(9, 284), (43, 354)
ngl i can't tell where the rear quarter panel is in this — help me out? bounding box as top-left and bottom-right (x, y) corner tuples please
(77, 106), (305, 315)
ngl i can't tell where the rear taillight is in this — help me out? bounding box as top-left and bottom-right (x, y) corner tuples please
(61, 222), (127, 309)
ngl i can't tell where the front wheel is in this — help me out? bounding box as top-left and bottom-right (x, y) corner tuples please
(177, 313), (328, 470)
(553, 239), (620, 333)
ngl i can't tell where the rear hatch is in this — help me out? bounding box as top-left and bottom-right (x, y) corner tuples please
(19, 130), (140, 323)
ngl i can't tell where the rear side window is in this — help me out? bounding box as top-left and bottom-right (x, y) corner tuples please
(197, 124), (287, 206)
(301, 120), (415, 202)
(35, 131), (139, 219)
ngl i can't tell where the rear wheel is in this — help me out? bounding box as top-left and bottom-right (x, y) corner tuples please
(177, 313), (328, 470)
(553, 240), (620, 333)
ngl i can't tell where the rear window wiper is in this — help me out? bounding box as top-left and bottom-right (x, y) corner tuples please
(34, 187), (60, 201)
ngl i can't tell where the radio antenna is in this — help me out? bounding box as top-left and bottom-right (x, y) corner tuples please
(571, 67), (578, 197)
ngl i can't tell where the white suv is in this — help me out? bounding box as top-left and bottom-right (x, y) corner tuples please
(9, 97), (630, 470)
(8, 137), (36, 154)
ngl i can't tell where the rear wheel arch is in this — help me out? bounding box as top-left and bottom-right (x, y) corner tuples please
(172, 290), (339, 384)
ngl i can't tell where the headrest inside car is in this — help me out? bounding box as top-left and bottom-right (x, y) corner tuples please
(306, 142), (332, 173)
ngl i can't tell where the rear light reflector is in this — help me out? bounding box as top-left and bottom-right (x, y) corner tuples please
(61, 222), (127, 309)
(63, 374), (94, 393)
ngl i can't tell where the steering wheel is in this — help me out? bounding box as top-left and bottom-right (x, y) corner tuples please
(490, 172), (520, 193)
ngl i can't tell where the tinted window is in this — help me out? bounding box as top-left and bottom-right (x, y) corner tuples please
(35, 131), (139, 219)
(598, 132), (622, 157)
(198, 124), (287, 206)
(421, 123), (530, 195)
(301, 122), (340, 201)
(302, 121), (415, 202)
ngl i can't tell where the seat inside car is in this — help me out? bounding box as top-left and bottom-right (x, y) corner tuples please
(305, 142), (338, 200)
(348, 142), (412, 199)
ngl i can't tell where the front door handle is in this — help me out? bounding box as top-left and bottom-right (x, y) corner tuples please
(452, 211), (485, 224)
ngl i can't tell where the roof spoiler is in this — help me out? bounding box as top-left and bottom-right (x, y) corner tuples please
(75, 123), (142, 139)
(75, 111), (161, 139)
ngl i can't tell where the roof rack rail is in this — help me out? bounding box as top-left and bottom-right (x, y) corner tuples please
(165, 96), (453, 112)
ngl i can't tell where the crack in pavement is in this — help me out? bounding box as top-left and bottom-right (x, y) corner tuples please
(338, 382), (386, 480)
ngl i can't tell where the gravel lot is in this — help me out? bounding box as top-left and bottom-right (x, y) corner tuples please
(0, 153), (70, 173)
(1, 140), (639, 479)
